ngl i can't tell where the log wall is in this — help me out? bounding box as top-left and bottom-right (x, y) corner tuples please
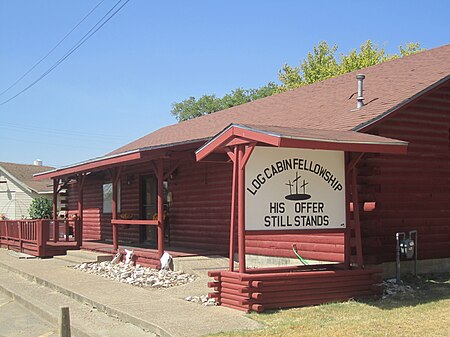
(360, 81), (450, 264)
(208, 266), (382, 312)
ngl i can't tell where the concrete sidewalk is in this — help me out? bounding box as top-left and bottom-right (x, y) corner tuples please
(0, 249), (261, 337)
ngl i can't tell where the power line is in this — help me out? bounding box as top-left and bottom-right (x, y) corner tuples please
(0, 0), (106, 97)
(0, 0), (131, 107)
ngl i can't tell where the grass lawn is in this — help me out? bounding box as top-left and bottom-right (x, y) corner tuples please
(210, 273), (450, 337)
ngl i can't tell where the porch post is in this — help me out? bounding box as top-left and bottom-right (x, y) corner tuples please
(228, 146), (238, 271)
(237, 145), (246, 273)
(344, 155), (351, 269)
(112, 169), (119, 252)
(52, 179), (58, 243)
(76, 174), (85, 247)
(53, 179), (58, 219)
(157, 158), (164, 259)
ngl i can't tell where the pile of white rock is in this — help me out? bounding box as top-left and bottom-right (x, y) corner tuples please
(73, 261), (197, 288)
(184, 295), (217, 306)
(382, 278), (416, 298)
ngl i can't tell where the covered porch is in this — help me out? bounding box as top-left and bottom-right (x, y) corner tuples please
(34, 141), (228, 268)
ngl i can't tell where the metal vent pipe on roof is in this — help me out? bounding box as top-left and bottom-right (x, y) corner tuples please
(356, 74), (365, 109)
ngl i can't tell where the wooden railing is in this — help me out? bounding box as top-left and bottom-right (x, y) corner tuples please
(0, 219), (81, 257)
(44, 219), (80, 243)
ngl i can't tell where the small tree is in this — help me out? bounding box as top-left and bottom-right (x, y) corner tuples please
(28, 197), (53, 219)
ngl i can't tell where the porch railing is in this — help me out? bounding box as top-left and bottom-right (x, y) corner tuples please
(0, 219), (81, 257)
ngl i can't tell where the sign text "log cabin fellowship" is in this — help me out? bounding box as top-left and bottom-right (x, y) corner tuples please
(245, 147), (346, 231)
(246, 157), (343, 196)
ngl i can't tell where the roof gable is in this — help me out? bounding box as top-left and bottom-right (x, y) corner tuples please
(110, 44), (450, 156)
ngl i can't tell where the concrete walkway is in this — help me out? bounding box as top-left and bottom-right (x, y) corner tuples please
(0, 249), (261, 337)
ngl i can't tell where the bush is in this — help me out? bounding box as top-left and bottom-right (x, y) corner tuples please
(28, 197), (53, 219)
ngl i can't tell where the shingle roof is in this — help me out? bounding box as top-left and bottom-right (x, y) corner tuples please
(110, 44), (450, 156)
(0, 162), (55, 193)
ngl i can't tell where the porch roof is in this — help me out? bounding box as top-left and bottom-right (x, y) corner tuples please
(195, 124), (408, 161)
(34, 150), (143, 180)
(34, 139), (204, 181)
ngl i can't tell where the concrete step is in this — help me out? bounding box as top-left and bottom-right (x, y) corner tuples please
(54, 249), (112, 266)
(66, 249), (113, 262)
(173, 255), (232, 279)
(0, 269), (157, 337)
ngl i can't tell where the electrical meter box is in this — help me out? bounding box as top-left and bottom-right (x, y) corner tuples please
(399, 238), (415, 259)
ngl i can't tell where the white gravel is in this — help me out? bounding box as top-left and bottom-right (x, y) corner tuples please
(72, 261), (198, 288)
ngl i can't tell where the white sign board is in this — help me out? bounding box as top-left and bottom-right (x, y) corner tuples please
(245, 147), (345, 231)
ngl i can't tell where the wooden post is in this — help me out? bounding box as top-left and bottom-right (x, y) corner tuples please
(58, 306), (71, 337)
(52, 179), (59, 243)
(112, 170), (117, 252)
(5, 221), (8, 250)
(36, 220), (42, 256)
(344, 154), (351, 269)
(228, 146), (238, 271)
(237, 146), (246, 273)
(76, 174), (85, 247)
(37, 220), (49, 257)
(18, 221), (23, 252)
(157, 158), (164, 259)
(112, 168), (121, 252)
(53, 178), (58, 219)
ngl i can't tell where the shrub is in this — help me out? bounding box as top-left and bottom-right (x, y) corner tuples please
(28, 197), (53, 219)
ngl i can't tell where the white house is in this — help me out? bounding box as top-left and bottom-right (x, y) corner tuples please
(0, 161), (55, 220)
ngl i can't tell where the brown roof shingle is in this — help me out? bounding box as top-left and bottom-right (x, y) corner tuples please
(110, 44), (450, 155)
(0, 162), (55, 193)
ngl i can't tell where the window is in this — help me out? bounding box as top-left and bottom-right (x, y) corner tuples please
(102, 182), (121, 214)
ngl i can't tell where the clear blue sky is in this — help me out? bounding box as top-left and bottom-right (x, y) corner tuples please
(1, 0), (449, 167)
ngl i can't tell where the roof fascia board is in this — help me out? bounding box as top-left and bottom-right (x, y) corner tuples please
(279, 137), (408, 154)
(34, 151), (142, 180)
(233, 126), (281, 147)
(0, 165), (34, 193)
(196, 123), (408, 161)
(195, 125), (235, 161)
(116, 138), (208, 157)
(354, 75), (450, 132)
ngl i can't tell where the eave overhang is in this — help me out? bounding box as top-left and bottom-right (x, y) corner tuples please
(33, 139), (205, 181)
(196, 124), (408, 162)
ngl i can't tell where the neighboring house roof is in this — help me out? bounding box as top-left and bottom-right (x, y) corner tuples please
(110, 44), (450, 155)
(0, 162), (54, 193)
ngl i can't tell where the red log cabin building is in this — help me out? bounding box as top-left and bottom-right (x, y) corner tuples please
(34, 45), (450, 312)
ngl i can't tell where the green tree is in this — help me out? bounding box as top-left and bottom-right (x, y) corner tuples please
(171, 41), (423, 121)
(28, 197), (53, 219)
(278, 40), (424, 91)
(171, 83), (278, 122)
(339, 40), (389, 74)
(399, 42), (423, 57)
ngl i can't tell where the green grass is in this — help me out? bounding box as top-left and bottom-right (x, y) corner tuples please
(209, 273), (450, 337)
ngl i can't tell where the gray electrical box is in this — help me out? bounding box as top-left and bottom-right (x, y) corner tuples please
(395, 230), (418, 283)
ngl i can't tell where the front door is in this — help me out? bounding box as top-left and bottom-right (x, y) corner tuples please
(140, 175), (157, 244)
